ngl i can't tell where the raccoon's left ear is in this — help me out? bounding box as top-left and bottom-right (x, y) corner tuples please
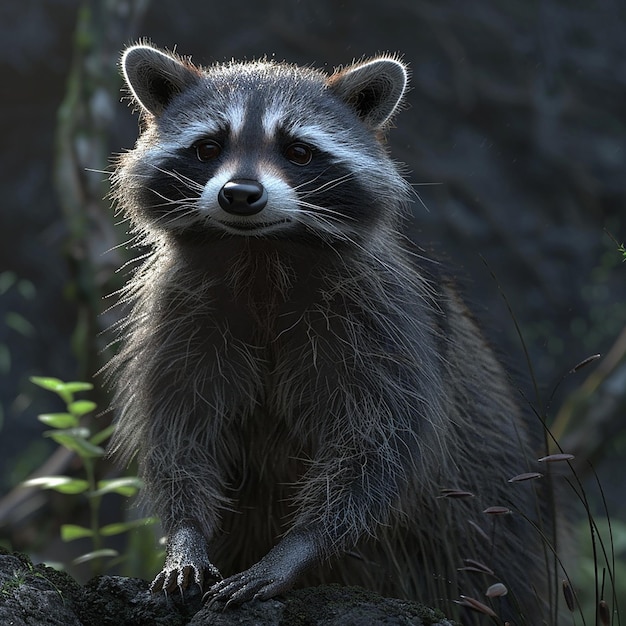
(121, 44), (202, 117)
(328, 56), (408, 129)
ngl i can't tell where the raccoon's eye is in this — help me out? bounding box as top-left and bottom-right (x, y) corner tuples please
(194, 139), (222, 162)
(285, 142), (313, 166)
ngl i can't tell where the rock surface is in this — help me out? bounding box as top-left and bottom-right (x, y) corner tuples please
(0, 549), (455, 626)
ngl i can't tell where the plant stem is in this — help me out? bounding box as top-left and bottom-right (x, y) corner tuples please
(83, 456), (103, 576)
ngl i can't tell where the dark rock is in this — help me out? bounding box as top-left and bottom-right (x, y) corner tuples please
(0, 549), (455, 626)
(0, 550), (83, 626)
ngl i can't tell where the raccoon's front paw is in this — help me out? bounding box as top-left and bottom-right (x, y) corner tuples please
(203, 530), (318, 606)
(151, 525), (221, 594)
(203, 562), (291, 606)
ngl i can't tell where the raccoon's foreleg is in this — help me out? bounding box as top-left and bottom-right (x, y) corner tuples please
(204, 417), (412, 605)
(139, 418), (228, 595)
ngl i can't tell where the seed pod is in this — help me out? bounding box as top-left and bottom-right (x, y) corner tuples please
(538, 453), (574, 463)
(599, 600), (611, 625)
(483, 506), (512, 515)
(438, 489), (475, 499)
(562, 580), (575, 612)
(508, 472), (543, 482)
(485, 582), (508, 597)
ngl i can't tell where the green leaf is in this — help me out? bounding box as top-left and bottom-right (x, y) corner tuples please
(30, 378), (94, 405)
(23, 476), (90, 494)
(93, 477), (143, 497)
(61, 524), (94, 541)
(100, 516), (158, 536)
(37, 412), (79, 429)
(99, 523), (130, 537)
(30, 376), (65, 392)
(44, 426), (91, 439)
(44, 429), (105, 458)
(72, 549), (119, 565)
(100, 520), (140, 536)
(0, 271), (16, 295)
(62, 382), (94, 394)
(68, 400), (97, 417)
(17, 279), (36, 300)
(30, 376), (72, 404)
(5, 313), (35, 337)
(90, 424), (115, 446)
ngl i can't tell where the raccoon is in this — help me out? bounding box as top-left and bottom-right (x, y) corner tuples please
(109, 43), (560, 623)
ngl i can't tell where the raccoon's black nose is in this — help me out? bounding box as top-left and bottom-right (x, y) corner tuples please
(218, 179), (268, 215)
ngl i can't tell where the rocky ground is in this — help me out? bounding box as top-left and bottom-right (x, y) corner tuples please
(0, 549), (454, 626)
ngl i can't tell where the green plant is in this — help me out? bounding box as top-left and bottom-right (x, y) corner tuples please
(24, 376), (157, 576)
(484, 257), (623, 625)
(0, 572), (27, 597)
(574, 516), (626, 620)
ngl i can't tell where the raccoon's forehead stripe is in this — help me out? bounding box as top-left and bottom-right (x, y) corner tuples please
(261, 108), (284, 140)
(164, 121), (221, 149)
(223, 100), (246, 136)
(160, 102), (247, 148)
(290, 123), (384, 172)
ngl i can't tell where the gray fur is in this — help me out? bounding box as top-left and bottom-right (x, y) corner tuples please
(108, 44), (561, 623)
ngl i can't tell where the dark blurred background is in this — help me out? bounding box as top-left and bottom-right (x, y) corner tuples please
(0, 0), (624, 605)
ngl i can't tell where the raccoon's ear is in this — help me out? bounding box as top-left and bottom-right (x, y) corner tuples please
(328, 57), (408, 129)
(121, 44), (201, 116)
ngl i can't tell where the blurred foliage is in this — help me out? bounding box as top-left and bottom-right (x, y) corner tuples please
(523, 233), (626, 368)
(547, 237), (626, 474)
(574, 517), (626, 620)
(54, 0), (148, 379)
(25, 377), (160, 580)
(0, 271), (37, 431)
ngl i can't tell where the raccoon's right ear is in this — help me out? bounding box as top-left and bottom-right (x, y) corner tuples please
(121, 44), (201, 116)
(328, 56), (408, 129)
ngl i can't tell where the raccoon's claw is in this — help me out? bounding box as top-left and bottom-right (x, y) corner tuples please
(151, 525), (221, 595)
(203, 567), (289, 607)
(151, 560), (220, 595)
(203, 530), (318, 606)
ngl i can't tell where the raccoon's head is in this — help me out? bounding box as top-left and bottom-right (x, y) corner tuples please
(115, 44), (410, 246)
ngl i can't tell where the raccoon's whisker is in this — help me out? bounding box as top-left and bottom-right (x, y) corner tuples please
(143, 195), (190, 211)
(291, 171), (327, 192)
(290, 168), (351, 194)
(299, 216), (355, 244)
(143, 191), (197, 215)
(152, 166), (205, 193)
(296, 171), (355, 197)
(295, 200), (357, 223)
(291, 205), (355, 237)
(86, 167), (113, 177)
